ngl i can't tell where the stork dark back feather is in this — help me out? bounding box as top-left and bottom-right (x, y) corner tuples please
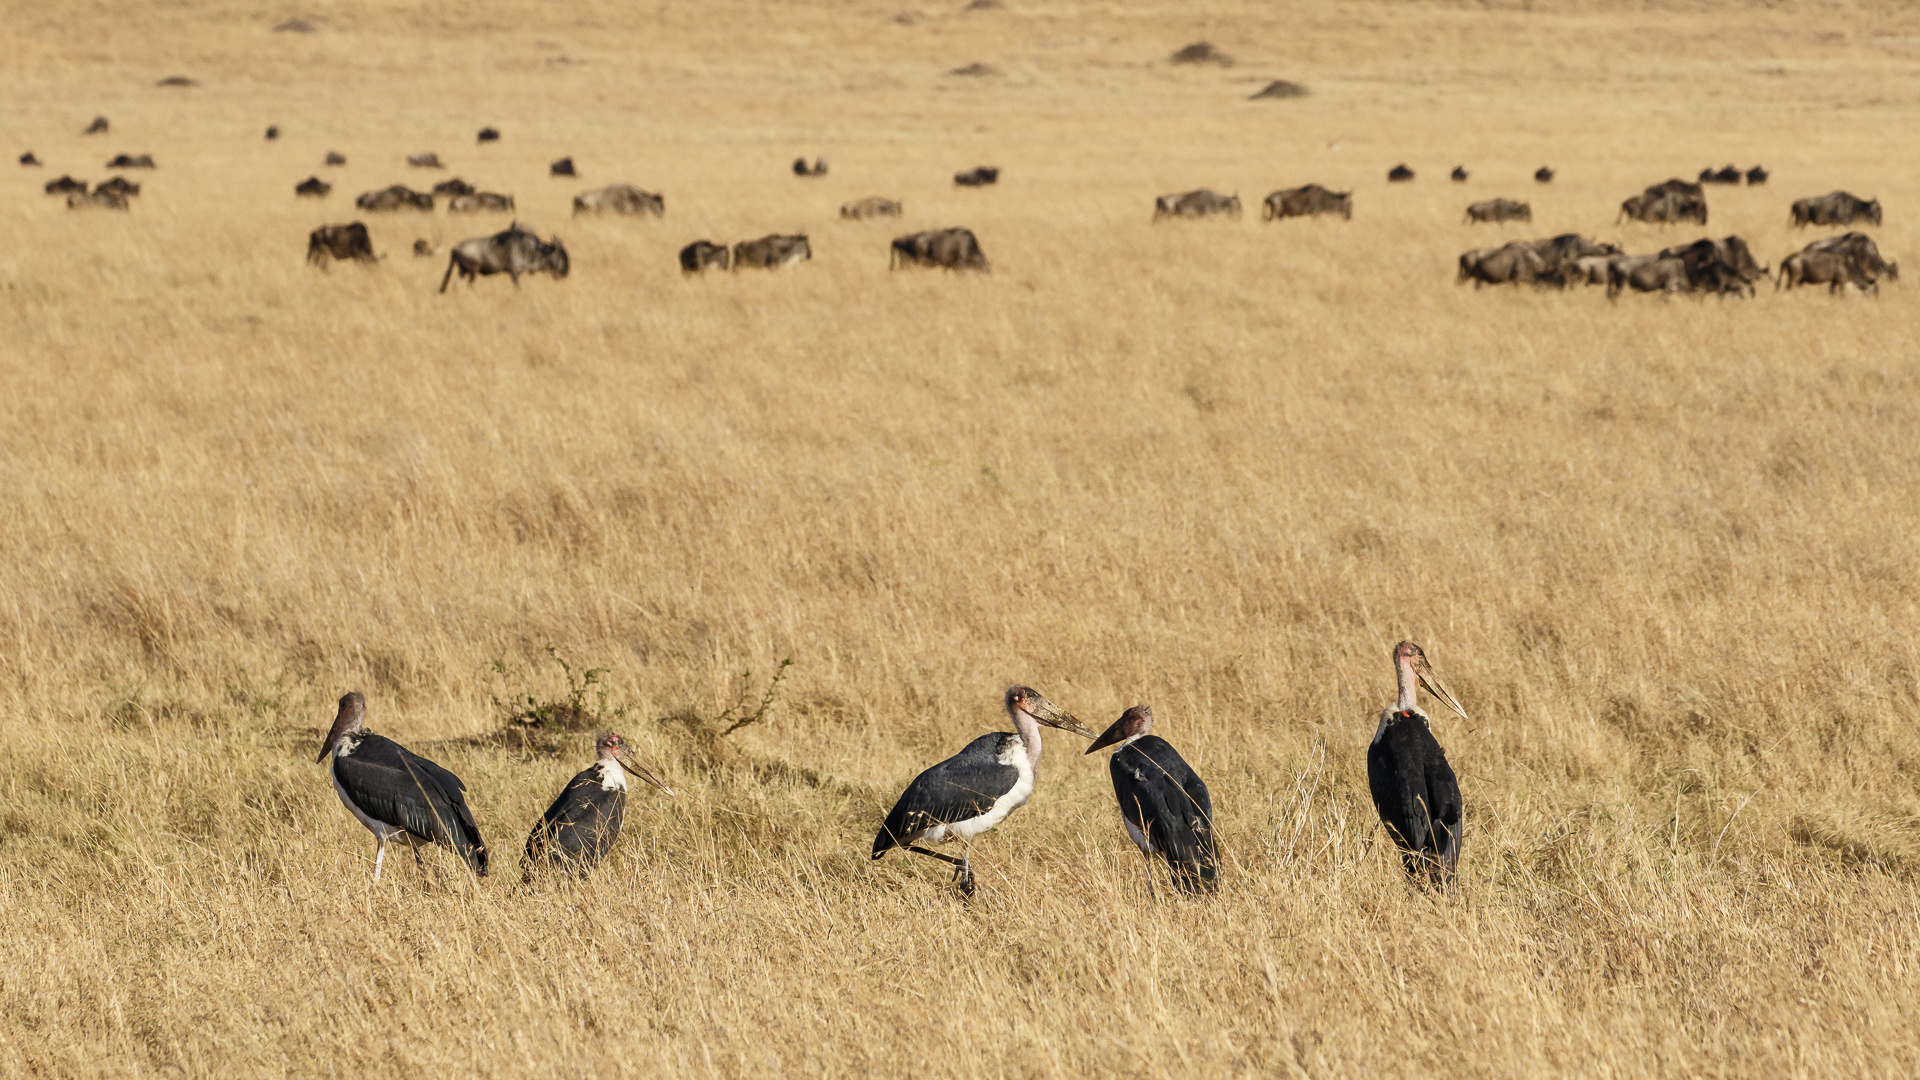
(339, 734), (489, 875)
(1109, 735), (1219, 892)
(523, 765), (627, 878)
(872, 732), (1019, 858)
(1366, 712), (1462, 888)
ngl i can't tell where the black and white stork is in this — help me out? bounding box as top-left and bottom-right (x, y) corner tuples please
(316, 691), (489, 881)
(1085, 705), (1218, 895)
(523, 731), (673, 880)
(872, 686), (1097, 895)
(1368, 641), (1468, 888)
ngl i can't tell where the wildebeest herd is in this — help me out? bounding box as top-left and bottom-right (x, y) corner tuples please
(21, 130), (1898, 299)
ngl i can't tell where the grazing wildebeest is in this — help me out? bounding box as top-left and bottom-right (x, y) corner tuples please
(21, 151), (41, 166)
(571, 183), (663, 216)
(1535, 166), (1555, 183)
(439, 224), (570, 292)
(793, 158), (829, 177)
(1388, 164), (1415, 182)
(1653, 235), (1768, 295)
(1804, 232), (1898, 282)
(1789, 191), (1881, 228)
(407, 152), (444, 168)
(1607, 256), (1692, 297)
(1450, 165), (1468, 182)
(679, 240), (731, 273)
(308, 222), (378, 267)
(732, 234), (812, 269)
(550, 157), (577, 176)
(1457, 242), (1546, 287)
(44, 175), (86, 194)
(265, 125), (280, 141)
(295, 176), (332, 197)
(84, 116), (109, 134)
(1746, 165), (1768, 185)
(1154, 190), (1241, 220)
(1700, 165), (1742, 185)
(356, 185), (434, 211)
(67, 189), (128, 211)
(432, 177), (476, 198)
(1620, 179), (1708, 225)
(1777, 250), (1879, 295)
(324, 151), (347, 166)
(1263, 183), (1353, 221)
(449, 192), (515, 213)
(890, 227), (989, 271)
(954, 166), (1000, 187)
(478, 127), (500, 142)
(841, 196), (903, 219)
(107, 154), (155, 169)
(1465, 198), (1531, 224)
(95, 176), (140, 198)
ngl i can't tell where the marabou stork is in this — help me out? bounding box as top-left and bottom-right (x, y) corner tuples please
(1368, 641), (1468, 888)
(316, 692), (488, 881)
(1085, 705), (1218, 895)
(872, 686), (1097, 895)
(523, 731), (673, 881)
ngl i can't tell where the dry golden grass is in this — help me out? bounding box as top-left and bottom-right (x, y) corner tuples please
(4, 0), (1920, 1075)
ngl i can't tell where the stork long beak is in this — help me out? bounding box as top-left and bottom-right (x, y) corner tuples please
(617, 750), (675, 798)
(1084, 715), (1132, 754)
(1418, 669), (1469, 721)
(1025, 694), (1098, 739)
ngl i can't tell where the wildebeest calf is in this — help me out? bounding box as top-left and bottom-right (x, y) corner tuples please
(308, 222), (378, 267)
(679, 240), (731, 273)
(841, 196), (903, 220)
(890, 228), (989, 271)
(440, 224), (570, 291)
(732, 234), (812, 269)
(449, 192), (515, 213)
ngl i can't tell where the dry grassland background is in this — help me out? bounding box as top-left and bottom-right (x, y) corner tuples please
(3, 0), (1920, 1075)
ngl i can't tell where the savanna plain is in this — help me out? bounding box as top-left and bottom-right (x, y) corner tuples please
(4, 0), (1920, 1076)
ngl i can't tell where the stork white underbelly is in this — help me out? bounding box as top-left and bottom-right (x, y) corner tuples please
(924, 743), (1036, 845)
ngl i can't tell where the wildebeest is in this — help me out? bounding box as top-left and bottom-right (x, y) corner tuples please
(1789, 191), (1881, 228)
(1803, 232), (1898, 283)
(95, 176), (140, 198)
(1607, 256), (1691, 297)
(308, 222), (378, 267)
(1534, 166), (1555, 183)
(1263, 183), (1353, 221)
(1619, 179), (1708, 225)
(1746, 165), (1768, 185)
(550, 157), (577, 177)
(84, 116), (109, 134)
(449, 192), (515, 213)
(1154, 190), (1241, 220)
(20, 151), (41, 166)
(1388, 164), (1415, 182)
(1644, 235), (1768, 296)
(1699, 165), (1742, 185)
(67, 189), (128, 210)
(793, 157), (829, 177)
(44, 175), (86, 194)
(954, 166), (999, 187)
(412, 238), (438, 258)
(1450, 165), (1468, 182)
(356, 185), (434, 211)
(1465, 198), (1531, 224)
(841, 196), (903, 220)
(477, 127), (500, 143)
(679, 240), (731, 273)
(890, 227), (989, 271)
(407, 152), (444, 168)
(571, 183), (663, 216)
(1457, 242), (1546, 286)
(295, 176), (331, 197)
(265, 125), (279, 141)
(1567, 254), (1623, 286)
(107, 154), (155, 169)
(324, 151), (347, 166)
(1520, 234), (1620, 283)
(1778, 250), (1879, 295)
(439, 224), (570, 291)
(432, 177), (476, 198)
(732, 234), (812, 269)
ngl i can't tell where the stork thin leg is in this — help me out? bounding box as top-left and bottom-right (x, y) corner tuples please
(373, 837), (387, 883)
(1133, 798), (1157, 901)
(956, 846), (976, 899)
(905, 844), (966, 868)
